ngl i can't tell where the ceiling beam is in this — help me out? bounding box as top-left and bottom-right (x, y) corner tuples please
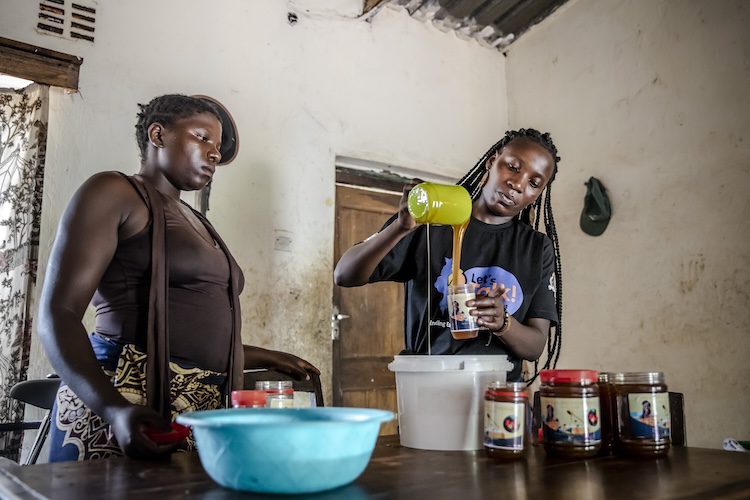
(363, 0), (389, 15)
(0, 36), (82, 90)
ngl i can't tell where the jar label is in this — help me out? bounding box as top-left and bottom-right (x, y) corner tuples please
(484, 400), (524, 450)
(267, 396), (294, 408)
(540, 396), (601, 444)
(448, 292), (479, 333)
(626, 392), (670, 439)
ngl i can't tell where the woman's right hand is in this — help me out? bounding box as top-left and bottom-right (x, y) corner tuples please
(106, 404), (182, 460)
(396, 179), (423, 232)
(334, 177), (424, 287)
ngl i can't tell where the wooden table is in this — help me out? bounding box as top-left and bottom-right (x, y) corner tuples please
(1, 435), (749, 499)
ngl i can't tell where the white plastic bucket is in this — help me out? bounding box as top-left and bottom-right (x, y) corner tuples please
(388, 355), (513, 451)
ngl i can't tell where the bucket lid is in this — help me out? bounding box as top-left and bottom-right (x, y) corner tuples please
(388, 355), (512, 373)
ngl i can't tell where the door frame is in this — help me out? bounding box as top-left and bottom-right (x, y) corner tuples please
(331, 158), (458, 407)
(332, 167), (408, 409)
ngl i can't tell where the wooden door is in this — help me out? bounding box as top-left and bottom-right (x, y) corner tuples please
(333, 184), (403, 435)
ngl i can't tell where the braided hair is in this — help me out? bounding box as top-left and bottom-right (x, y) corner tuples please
(456, 128), (563, 384)
(134, 94), (222, 161)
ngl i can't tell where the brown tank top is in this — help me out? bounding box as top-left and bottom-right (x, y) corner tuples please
(91, 174), (244, 416)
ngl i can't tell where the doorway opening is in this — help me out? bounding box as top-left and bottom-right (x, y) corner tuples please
(331, 157), (456, 435)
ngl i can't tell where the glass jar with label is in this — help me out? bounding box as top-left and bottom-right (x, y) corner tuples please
(539, 369), (601, 458)
(611, 372), (671, 457)
(484, 381), (528, 459)
(256, 380), (294, 408)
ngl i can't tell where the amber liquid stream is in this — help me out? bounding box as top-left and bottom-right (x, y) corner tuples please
(450, 219), (469, 286)
(450, 218), (477, 340)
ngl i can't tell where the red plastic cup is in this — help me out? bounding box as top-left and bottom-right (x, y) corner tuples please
(145, 422), (190, 444)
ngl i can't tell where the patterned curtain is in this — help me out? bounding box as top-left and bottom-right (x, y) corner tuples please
(0, 83), (49, 462)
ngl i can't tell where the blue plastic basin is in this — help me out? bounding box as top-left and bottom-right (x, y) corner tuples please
(176, 407), (395, 494)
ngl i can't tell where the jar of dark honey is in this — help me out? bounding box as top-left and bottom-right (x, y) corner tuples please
(597, 372), (616, 455)
(484, 381), (527, 459)
(539, 369), (601, 458)
(611, 372), (671, 457)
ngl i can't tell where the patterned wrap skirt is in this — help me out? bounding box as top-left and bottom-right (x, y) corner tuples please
(48, 333), (225, 462)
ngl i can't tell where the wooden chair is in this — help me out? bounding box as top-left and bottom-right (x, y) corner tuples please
(668, 392), (686, 446)
(243, 369), (324, 407)
(531, 390), (686, 447)
(0, 376), (61, 465)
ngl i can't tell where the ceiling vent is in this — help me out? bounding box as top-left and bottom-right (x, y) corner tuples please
(37, 0), (97, 43)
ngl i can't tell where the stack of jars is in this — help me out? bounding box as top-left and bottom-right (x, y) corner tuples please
(256, 380), (295, 408)
(231, 380), (295, 409)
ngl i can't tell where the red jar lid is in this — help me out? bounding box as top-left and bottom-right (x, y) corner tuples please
(486, 383), (528, 398)
(263, 389), (294, 395)
(231, 390), (267, 408)
(487, 388), (528, 397)
(540, 369), (598, 384)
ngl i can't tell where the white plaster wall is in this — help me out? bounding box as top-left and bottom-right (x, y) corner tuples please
(0, 1), (507, 405)
(506, 0), (750, 449)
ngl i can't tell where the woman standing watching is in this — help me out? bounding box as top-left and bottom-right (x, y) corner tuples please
(39, 94), (318, 461)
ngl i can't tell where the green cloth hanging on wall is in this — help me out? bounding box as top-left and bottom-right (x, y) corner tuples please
(580, 177), (611, 236)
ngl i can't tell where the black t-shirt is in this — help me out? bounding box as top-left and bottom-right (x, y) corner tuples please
(369, 215), (558, 380)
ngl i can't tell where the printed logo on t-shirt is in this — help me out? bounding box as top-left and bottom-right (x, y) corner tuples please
(435, 258), (523, 315)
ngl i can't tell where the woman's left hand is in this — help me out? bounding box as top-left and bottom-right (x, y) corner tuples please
(267, 350), (321, 380)
(468, 285), (507, 331)
(244, 346), (321, 380)
(469, 286), (550, 360)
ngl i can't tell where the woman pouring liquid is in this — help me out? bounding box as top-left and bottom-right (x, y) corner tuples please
(333, 129), (563, 382)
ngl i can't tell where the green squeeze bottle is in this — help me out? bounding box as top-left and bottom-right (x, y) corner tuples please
(407, 183), (471, 226)
(408, 183), (473, 291)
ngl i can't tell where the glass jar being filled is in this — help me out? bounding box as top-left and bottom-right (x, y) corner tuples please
(255, 380), (294, 408)
(610, 372), (671, 457)
(484, 381), (528, 459)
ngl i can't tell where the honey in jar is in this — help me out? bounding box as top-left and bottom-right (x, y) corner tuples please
(610, 372), (671, 457)
(484, 381), (527, 459)
(539, 369), (601, 458)
(597, 372), (616, 455)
